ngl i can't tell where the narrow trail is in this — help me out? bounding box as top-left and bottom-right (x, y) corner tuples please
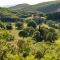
(11, 23), (20, 40)
(7, 23), (21, 47)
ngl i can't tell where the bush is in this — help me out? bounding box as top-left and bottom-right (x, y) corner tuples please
(27, 20), (37, 29)
(19, 30), (28, 38)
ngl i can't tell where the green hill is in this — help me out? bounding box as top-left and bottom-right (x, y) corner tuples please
(10, 1), (60, 13)
(10, 3), (30, 10)
(0, 7), (18, 18)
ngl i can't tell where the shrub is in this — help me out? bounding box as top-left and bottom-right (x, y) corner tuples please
(27, 20), (37, 29)
(19, 30), (28, 38)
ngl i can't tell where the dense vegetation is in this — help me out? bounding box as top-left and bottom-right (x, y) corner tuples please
(0, 1), (60, 60)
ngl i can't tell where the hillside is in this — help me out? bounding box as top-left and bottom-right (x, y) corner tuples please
(10, 1), (60, 13)
(0, 7), (18, 18)
(10, 3), (30, 10)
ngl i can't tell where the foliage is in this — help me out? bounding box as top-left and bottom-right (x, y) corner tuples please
(6, 23), (13, 30)
(19, 30), (29, 38)
(33, 31), (42, 42)
(0, 29), (9, 39)
(25, 18), (32, 23)
(46, 12), (60, 22)
(33, 27), (58, 42)
(27, 20), (37, 29)
(23, 27), (35, 36)
(0, 21), (5, 29)
(6, 35), (14, 41)
(4, 54), (23, 60)
(25, 55), (36, 60)
(15, 22), (23, 30)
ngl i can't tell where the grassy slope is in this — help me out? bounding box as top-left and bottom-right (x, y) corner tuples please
(10, 3), (30, 10)
(0, 7), (18, 18)
(10, 1), (60, 13)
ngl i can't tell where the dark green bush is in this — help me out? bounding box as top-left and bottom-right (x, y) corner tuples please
(19, 30), (29, 38)
(27, 20), (37, 29)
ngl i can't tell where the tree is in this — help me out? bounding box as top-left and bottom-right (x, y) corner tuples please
(19, 30), (28, 39)
(33, 26), (58, 42)
(27, 20), (37, 29)
(38, 26), (49, 40)
(15, 22), (23, 30)
(33, 31), (42, 42)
